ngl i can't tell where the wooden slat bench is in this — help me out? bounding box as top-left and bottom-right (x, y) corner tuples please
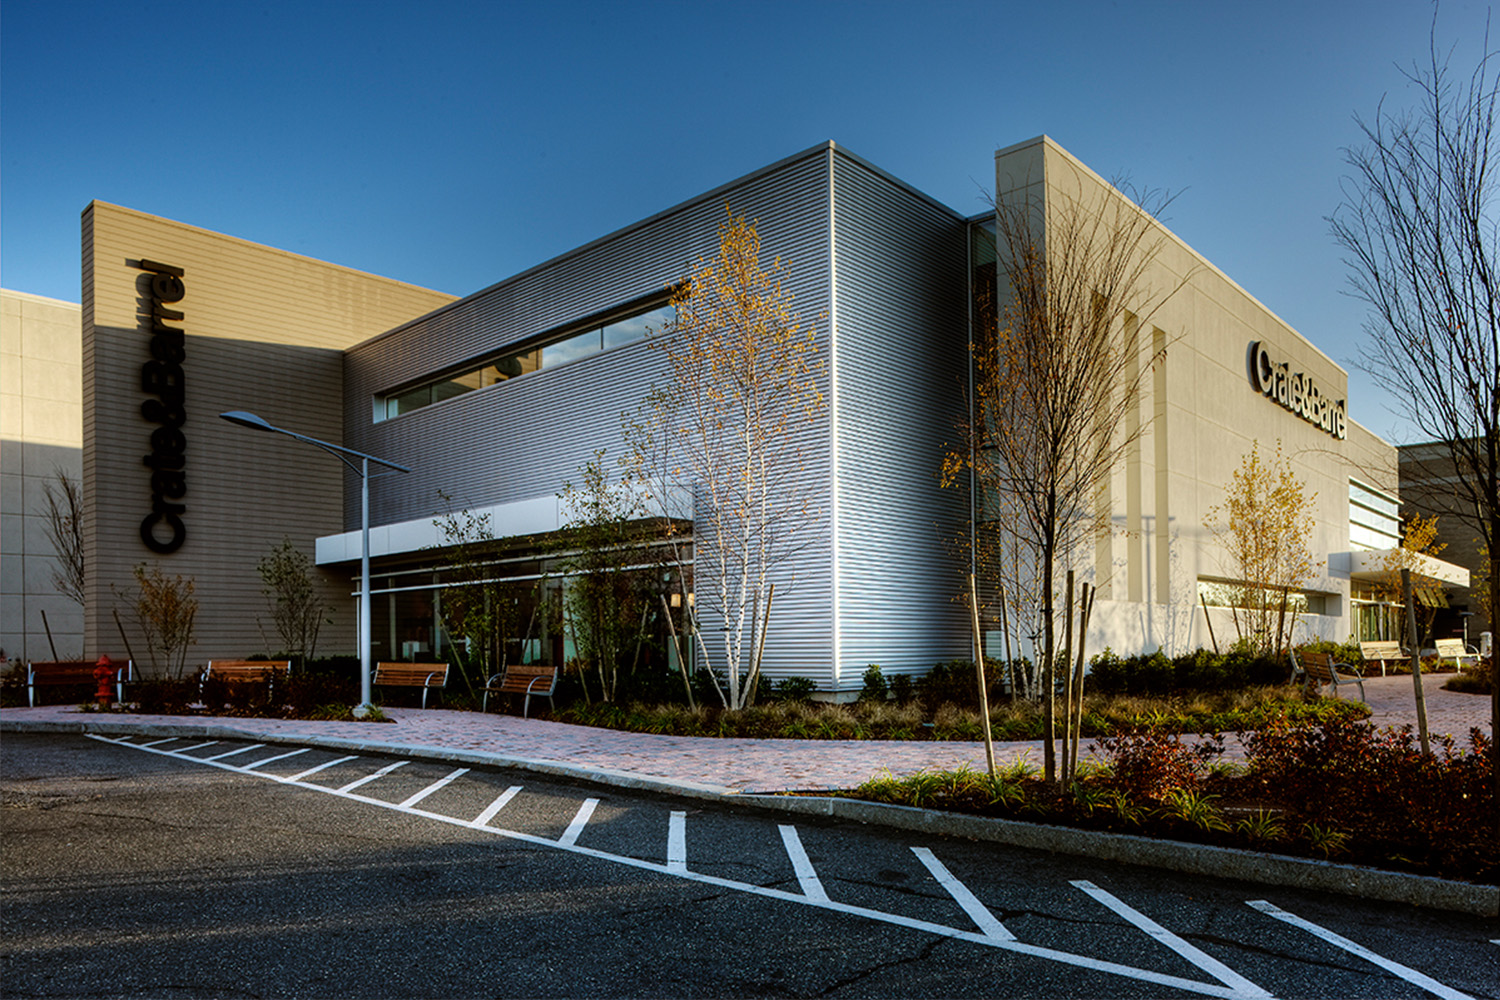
(26, 659), (133, 706)
(1297, 651), (1365, 701)
(1358, 640), (1404, 677)
(483, 664), (558, 718)
(1434, 638), (1479, 670)
(200, 660), (291, 698)
(374, 662), (449, 708)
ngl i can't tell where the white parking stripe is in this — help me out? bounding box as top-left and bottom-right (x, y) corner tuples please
(558, 798), (598, 847)
(241, 748), (312, 770)
(469, 786), (521, 828)
(913, 847), (1014, 941)
(1248, 900), (1474, 1000)
(203, 744), (266, 761)
(667, 812), (687, 872)
(86, 734), (1259, 999)
(286, 755), (358, 781)
(779, 825), (828, 902)
(399, 768), (469, 808)
(336, 760), (408, 792)
(139, 738), (180, 748)
(1075, 881), (1272, 998)
(177, 742), (220, 753)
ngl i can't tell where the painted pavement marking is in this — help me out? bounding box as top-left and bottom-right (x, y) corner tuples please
(138, 737), (180, 748)
(90, 733), (1480, 1000)
(336, 759), (408, 793)
(1247, 899), (1475, 1000)
(286, 755), (358, 782)
(779, 824), (829, 902)
(913, 846), (1015, 941)
(1074, 880), (1271, 998)
(667, 811), (687, 873)
(469, 786), (521, 828)
(175, 741), (220, 753)
(202, 743), (266, 762)
(558, 798), (598, 847)
(398, 767), (469, 808)
(241, 747), (312, 771)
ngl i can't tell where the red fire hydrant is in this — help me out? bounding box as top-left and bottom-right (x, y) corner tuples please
(94, 655), (115, 707)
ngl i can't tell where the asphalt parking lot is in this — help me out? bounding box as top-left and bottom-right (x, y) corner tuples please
(4, 732), (1496, 998)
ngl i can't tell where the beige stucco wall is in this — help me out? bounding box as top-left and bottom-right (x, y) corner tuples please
(995, 137), (1396, 655)
(1, 289), (84, 663)
(82, 202), (456, 672)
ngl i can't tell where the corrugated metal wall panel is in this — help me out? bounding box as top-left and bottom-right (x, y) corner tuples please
(343, 147), (840, 687)
(829, 152), (972, 686)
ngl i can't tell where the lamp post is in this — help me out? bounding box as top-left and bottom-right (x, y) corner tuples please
(220, 410), (410, 716)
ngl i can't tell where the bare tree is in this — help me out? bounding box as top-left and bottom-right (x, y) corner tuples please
(256, 538), (331, 669)
(41, 469), (84, 607)
(119, 564), (198, 679)
(1330, 20), (1499, 813)
(625, 208), (824, 710)
(945, 169), (1184, 783)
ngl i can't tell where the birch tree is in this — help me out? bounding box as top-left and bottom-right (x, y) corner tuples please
(625, 208), (823, 710)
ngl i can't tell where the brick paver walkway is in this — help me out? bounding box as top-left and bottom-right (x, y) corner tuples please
(1, 671), (1489, 793)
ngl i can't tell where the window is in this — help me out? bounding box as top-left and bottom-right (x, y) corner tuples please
(1197, 577), (1328, 615)
(374, 300), (674, 422)
(1348, 479), (1400, 552)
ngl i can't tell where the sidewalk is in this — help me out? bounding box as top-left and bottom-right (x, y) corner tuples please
(1, 672), (1488, 793)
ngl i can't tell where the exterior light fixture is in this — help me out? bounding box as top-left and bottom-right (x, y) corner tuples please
(219, 410), (410, 716)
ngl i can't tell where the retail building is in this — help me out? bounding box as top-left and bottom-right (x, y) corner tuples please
(6, 136), (1468, 691)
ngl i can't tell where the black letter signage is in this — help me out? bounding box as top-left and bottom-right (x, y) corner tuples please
(1246, 341), (1347, 441)
(134, 259), (188, 553)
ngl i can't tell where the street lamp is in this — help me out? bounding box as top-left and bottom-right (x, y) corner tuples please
(220, 410), (410, 716)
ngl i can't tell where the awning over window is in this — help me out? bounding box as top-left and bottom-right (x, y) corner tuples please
(1415, 586), (1449, 608)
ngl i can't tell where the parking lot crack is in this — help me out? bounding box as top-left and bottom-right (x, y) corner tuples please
(813, 935), (948, 997)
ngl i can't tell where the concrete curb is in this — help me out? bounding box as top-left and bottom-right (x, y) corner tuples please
(7, 717), (1497, 917)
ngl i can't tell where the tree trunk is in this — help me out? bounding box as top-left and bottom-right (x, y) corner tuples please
(1042, 536), (1057, 785)
(970, 574), (996, 777)
(1402, 568), (1430, 755)
(1061, 570), (1075, 781)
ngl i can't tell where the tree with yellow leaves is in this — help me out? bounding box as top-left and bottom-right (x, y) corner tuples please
(1376, 513), (1448, 645)
(625, 208), (824, 710)
(1206, 441), (1318, 656)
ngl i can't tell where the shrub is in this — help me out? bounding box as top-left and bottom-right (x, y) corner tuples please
(774, 676), (816, 703)
(1443, 658), (1493, 695)
(130, 679), (197, 714)
(859, 664), (888, 702)
(890, 673), (915, 706)
(1090, 729), (1226, 800)
(1244, 719), (1496, 877)
(917, 658), (1008, 709)
(1087, 646), (1285, 695)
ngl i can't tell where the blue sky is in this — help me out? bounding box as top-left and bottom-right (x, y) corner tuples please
(1, 0), (1490, 443)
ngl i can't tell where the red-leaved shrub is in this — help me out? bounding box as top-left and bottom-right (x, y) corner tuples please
(1091, 730), (1226, 800)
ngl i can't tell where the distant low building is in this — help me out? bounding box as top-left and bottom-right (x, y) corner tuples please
(1399, 441), (1491, 641)
(1, 289), (83, 662)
